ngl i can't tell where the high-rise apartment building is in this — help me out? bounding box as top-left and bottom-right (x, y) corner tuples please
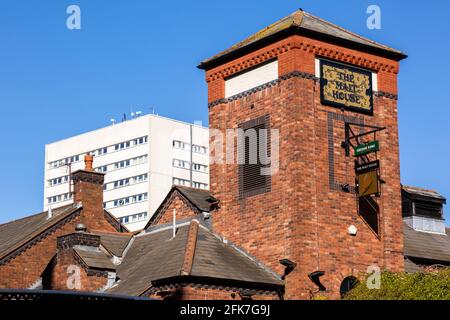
(44, 114), (209, 231)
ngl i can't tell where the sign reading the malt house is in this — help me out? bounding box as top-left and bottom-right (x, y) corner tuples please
(355, 160), (380, 197)
(320, 60), (373, 114)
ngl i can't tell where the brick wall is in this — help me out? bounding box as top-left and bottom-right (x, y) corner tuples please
(148, 285), (279, 300)
(205, 34), (404, 299)
(0, 213), (81, 289)
(50, 245), (108, 292)
(155, 192), (200, 226)
(0, 168), (119, 289)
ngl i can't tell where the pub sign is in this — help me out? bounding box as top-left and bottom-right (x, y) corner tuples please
(355, 160), (380, 197)
(320, 60), (374, 114)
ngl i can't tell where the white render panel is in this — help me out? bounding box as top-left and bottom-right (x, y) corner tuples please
(403, 216), (447, 235)
(225, 60), (278, 98)
(44, 114), (209, 232)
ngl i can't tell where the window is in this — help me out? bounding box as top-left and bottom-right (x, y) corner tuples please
(114, 198), (130, 207)
(107, 193), (148, 209)
(133, 155), (147, 165)
(110, 155), (147, 171)
(96, 165), (108, 173)
(133, 193), (147, 202)
(115, 141), (131, 151)
(173, 178), (208, 190)
(49, 175), (68, 187)
(192, 145), (207, 154)
(133, 174), (148, 183)
(47, 192), (73, 204)
(192, 163), (207, 173)
(95, 147), (108, 156)
(104, 174), (148, 191)
(173, 140), (190, 150)
(134, 136), (148, 146)
(48, 154), (81, 169)
(238, 115), (271, 199)
(114, 159), (131, 169)
(173, 177), (190, 186)
(119, 212), (148, 225)
(113, 178), (130, 188)
(192, 181), (208, 189)
(358, 196), (379, 235)
(173, 159), (190, 169)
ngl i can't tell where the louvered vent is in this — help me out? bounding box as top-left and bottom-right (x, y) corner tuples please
(238, 115), (271, 199)
(414, 200), (442, 219)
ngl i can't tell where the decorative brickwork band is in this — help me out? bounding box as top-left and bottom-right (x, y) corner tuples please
(208, 70), (317, 108)
(144, 280), (282, 298)
(57, 232), (101, 250)
(374, 91), (398, 100)
(71, 170), (104, 186)
(206, 40), (398, 82)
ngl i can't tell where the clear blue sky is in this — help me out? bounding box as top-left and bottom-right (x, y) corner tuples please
(0, 0), (449, 224)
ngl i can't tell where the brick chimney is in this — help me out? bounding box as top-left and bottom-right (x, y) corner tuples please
(51, 224), (115, 291)
(71, 154), (112, 232)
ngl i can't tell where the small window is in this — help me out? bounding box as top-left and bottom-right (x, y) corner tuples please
(340, 277), (359, 298)
(358, 196), (379, 235)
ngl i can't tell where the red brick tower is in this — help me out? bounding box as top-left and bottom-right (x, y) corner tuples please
(198, 10), (406, 299)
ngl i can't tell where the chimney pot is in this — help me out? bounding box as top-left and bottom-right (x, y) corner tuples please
(75, 223), (87, 232)
(84, 153), (94, 171)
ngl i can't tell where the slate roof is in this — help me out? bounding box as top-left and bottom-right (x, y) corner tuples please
(403, 222), (450, 264)
(108, 221), (283, 296)
(175, 186), (218, 212)
(0, 204), (81, 262)
(199, 10), (406, 69)
(402, 185), (447, 202)
(95, 232), (133, 257)
(404, 257), (422, 273)
(74, 247), (116, 271)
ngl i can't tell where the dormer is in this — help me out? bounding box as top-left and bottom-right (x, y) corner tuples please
(402, 185), (447, 234)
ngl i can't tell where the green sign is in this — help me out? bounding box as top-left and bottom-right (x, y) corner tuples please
(354, 140), (379, 156)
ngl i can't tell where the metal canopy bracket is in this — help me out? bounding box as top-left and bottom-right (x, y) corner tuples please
(343, 122), (386, 157)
